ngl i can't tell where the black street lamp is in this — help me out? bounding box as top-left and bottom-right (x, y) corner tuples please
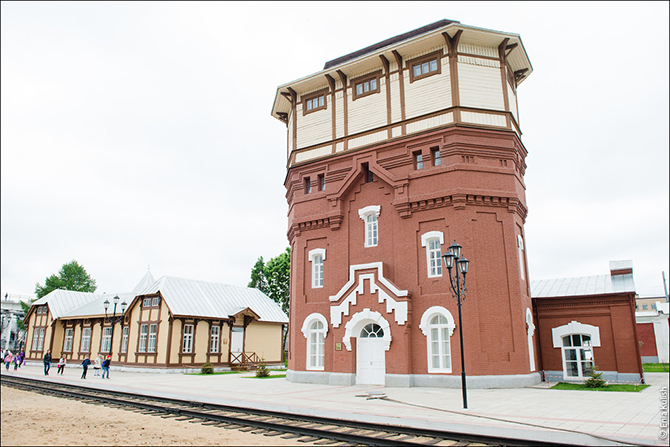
(103, 295), (126, 358)
(442, 241), (470, 409)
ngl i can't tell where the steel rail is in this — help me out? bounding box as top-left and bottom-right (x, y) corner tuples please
(2, 375), (570, 447)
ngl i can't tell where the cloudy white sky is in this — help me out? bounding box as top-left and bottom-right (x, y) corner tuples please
(2, 2), (668, 299)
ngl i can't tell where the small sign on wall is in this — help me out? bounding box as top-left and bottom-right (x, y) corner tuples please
(335, 343), (342, 351)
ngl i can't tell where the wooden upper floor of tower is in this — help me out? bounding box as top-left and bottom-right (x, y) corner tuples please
(271, 20), (533, 169)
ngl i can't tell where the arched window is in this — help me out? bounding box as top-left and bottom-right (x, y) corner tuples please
(308, 320), (326, 369)
(562, 334), (594, 378)
(358, 206), (381, 247)
(517, 234), (526, 280)
(419, 307), (455, 373)
(360, 323), (384, 338)
(301, 313), (328, 371)
(552, 321), (600, 379)
(308, 249), (326, 289)
(421, 231), (444, 278)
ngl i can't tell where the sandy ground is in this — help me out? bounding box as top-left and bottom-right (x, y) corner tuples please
(1, 385), (315, 446)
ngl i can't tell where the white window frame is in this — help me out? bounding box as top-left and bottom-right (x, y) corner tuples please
(301, 313), (328, 371)
(152, 297), (160, 306)
(421, 231), (444, 278)
(121, 326), (129, 353)
(210, 325), (220, 353)
(32, 328), (40, 350)
(143, 298), (151, 307)
(358, 205), (380, 248)
(419, 306), (455, 373)
(80, 327), (91, 353)
(139, 324), (148, 352)
(148, 324), (157, 353)
(517, 234), (526, 280)
(182, 324), (194, 354)
(309, 248), (326, 288)
(552, 321), (601, 380)
(64, 328), (74, 352)
(37, 327), (46, 351)
(101, 327), (112, 353)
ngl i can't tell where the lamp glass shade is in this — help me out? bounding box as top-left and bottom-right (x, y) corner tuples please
(449, 242), (462, 259)
(458, 256), (469, 274)
(442, 251), (455, 269)
(121, 301), (127, 313)
(113, 295), (120, 305)
(103, 299), (110, 311)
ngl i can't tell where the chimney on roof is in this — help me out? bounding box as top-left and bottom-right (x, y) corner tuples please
(610, 260), (633, 276)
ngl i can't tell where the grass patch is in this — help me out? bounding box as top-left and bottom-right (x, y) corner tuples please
(185, 370), (242, 376)
(244, 374), (287, 379)
(643, 363), (669, 373)
(551, 382), (649, 392)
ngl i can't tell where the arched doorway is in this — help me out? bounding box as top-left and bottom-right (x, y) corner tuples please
(356, 323), (386, 385)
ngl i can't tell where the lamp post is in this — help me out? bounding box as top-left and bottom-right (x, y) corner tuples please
(103, 295), (127, 358)
(442, 241), (470, 409)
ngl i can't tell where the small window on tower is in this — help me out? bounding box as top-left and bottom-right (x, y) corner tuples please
(363, 164), (374, 183)
(432, 148), (441, 166)
(302, 89), (328, 115)
(415, 152), (423, 170)
(304, 177), (312, 194)
(318, 174), (325, 191)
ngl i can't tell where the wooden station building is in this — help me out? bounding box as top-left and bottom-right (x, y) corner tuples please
(23, 270), (288, 370)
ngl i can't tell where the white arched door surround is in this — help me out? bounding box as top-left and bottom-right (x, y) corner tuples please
(344, 310), (391, 385)
(356, 323), (386, 385)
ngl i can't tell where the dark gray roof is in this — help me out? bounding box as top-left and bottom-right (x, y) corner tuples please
(323, 19), (459, 70)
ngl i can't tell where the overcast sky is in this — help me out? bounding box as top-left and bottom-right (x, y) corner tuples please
(2, 2), (668, 300)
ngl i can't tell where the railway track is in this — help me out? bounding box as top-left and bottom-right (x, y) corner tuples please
(2, 375), (567, 447)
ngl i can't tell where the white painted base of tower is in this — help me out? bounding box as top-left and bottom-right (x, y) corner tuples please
(288, 370), (542, 388)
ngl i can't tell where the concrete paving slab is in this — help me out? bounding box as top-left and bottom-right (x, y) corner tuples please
(2, 365), (668, 446)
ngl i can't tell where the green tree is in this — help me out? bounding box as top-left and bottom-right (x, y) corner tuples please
(248, 257), (269, 295)
(35, 260), (98, 299)
(249, 248), (290, 314)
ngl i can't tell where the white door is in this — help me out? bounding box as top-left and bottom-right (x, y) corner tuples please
(356, 323), (386, 385)
(230, 327), (244, 363)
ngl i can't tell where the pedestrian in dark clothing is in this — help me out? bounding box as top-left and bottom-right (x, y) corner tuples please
(43, 350), (52, 375)
(18, 350), (24, 368)
(101, 356), (111, 379)
(81, 356), (91, 379)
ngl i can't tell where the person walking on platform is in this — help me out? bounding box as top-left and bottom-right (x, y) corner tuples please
(57, 356), (66, 374)
(101, 355), (111, 379)
(93, 353), (102, 377)
(4, 351), (13, 370)
(13, 353), (20, 370)
(18, 350), (25, 368)
(43, 350), (52, 375)
(81, 355), (91, 379)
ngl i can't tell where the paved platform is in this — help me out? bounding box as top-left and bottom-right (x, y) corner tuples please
(2, 364), (667, 446)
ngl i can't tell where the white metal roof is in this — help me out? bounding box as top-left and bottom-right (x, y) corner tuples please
(60, 292), (136, 318)
(32, 289), (100, 319)
(531, 273), (636, 298)
(132, 269), (156, 295)
(139, 276), (288, 323)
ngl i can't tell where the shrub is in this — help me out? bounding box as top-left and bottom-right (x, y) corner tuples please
(255, 360), (270, 378)
(201, 362), (214, 375)
(584, 365), (607, 388)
